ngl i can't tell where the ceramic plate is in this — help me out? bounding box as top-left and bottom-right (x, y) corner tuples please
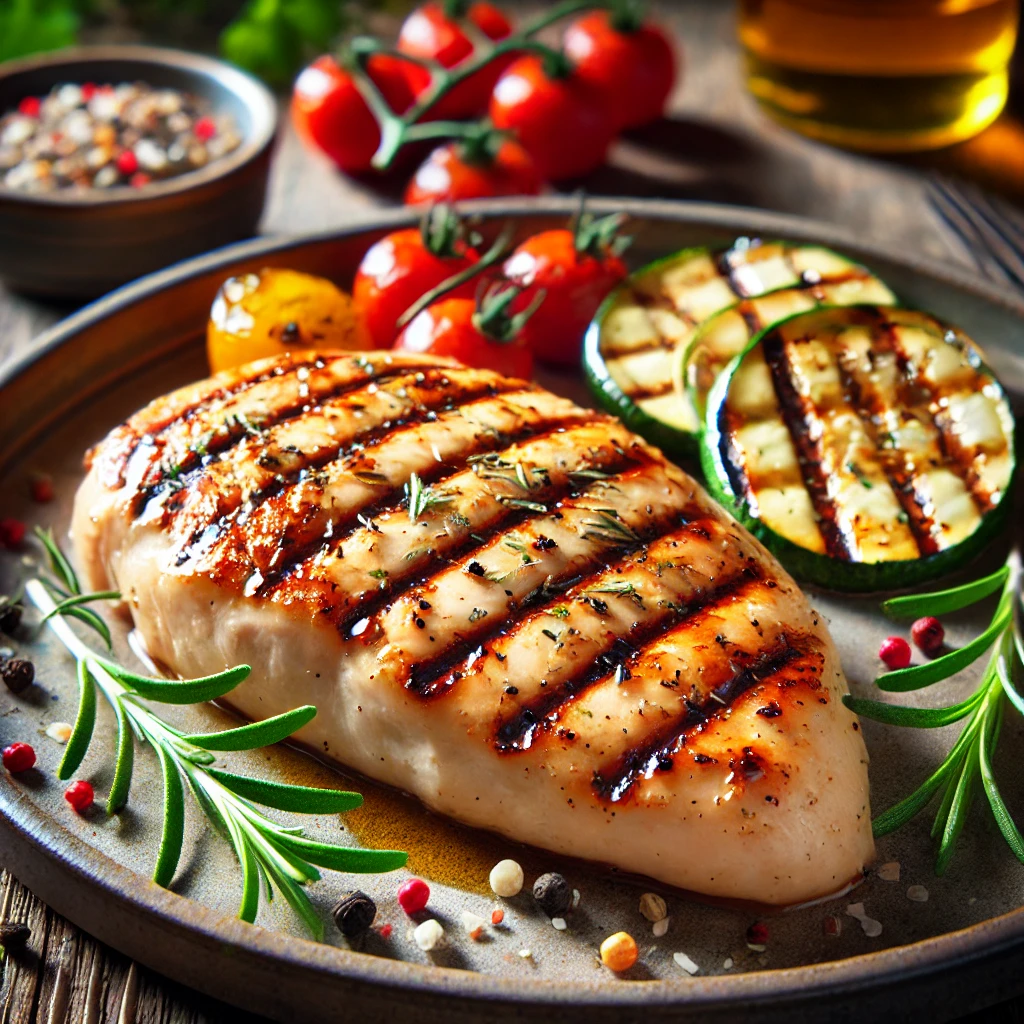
(1, 197), (1022, 1023)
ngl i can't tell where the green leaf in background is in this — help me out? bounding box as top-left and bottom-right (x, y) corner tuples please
(0, 0), (78, 66)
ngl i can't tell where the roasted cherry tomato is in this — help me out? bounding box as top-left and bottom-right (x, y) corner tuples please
(291, 54), (414, 173)
(353, 207), (479, 349)
(393, 281), (535, 379)
(207, 268), (369, 374)
(398, 1), (514, 120)
(488, 53), (615, 181)
(563, 10), (677, 130)
(502, 212), (629, 368)
(404, 135), (542, 205)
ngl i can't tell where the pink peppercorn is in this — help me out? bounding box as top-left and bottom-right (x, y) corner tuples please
(911, 617), (945, 659)
(879, 636), (911, 670)
(2, 742), (36, 773)
(0, 518), (26, 550)
(116, 149), (138, 175)
(81, 83), (97, 101)
(378, 922), (393, 939)
(746, 921), (769, 946)
(64, 780), (94, 813)
(18, 96), (40, 118)
(29, 472), (54, 504)
(491, 908), (504, 926)
(397, 878), (430, 915)
(129, 172), (151, 189)
(194, 116), (217, 141)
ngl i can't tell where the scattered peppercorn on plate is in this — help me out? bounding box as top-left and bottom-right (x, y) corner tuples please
(1, 199), (1022, 1024)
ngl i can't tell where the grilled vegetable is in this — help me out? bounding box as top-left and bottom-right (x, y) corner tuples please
(72, 350), (873, 907)
(678, 274), (896, 424)
(702, 305), (1016, 592)
(584, 241), (893, 460)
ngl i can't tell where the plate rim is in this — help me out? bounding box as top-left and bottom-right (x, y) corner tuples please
(3, 195), (1023, 1018)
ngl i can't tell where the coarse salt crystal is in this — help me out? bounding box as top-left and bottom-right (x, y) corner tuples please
(672, 952), (699, 975)
(652, 917), (670, 938)
(747, 943), (766, 953)
(877, 861), (901, 882)
(572, 888), (581, 909)
(907, 885), (929, 903)
(518, 948), (532, 959)
(860, 916), (883, 938)
(845, 902), (866, 920)
(413, 919), (444, 952)
(46, 721), (72, 744)
(489, 859), (524, 898)
(551, 917), (567, 931)
(722, 958), (733, 969)
(461, 911), (487, 940)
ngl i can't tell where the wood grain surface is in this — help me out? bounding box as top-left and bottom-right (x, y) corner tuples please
(2, 1), (1024, 1020)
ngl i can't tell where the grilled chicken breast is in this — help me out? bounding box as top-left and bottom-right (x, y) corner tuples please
(72, 351), (873, 906)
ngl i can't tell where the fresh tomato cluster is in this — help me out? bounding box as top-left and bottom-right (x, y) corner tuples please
(205, 205), (630, 381)
(289, 2), (678, 203)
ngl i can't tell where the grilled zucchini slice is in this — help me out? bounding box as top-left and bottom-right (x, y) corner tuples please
(701, 305), (1015, 592)
(584, 240), (891, 460)
(677, 273), (896, 424)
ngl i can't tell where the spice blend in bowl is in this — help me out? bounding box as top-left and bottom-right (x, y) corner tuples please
(1, 82), (242, 194)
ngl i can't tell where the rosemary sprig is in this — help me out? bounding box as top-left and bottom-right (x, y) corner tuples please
(27, 533), (406, 937)
(842, 549), (1024, 874)
(404, 471), (454, 522)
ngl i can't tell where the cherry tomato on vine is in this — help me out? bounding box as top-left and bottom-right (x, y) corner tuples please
(353, 207), (479, 349)
(563, 10), (677, 130)
(502, 212), (630, 368)
(393, 283), (535, 379)
(404, 136), (542, 205)
(488, 53), (615, 182)
(398, 1), (515, 120)
(291, 54), (415, 174)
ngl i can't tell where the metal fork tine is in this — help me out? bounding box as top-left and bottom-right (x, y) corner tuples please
(928, 177), (1024, 291)
(958, 184), (1024, 280)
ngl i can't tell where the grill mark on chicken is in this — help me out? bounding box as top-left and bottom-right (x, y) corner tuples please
(494, 562), (763, 752)
(131, 360), (467, 518)
(760, 331), (851, 560)
(267, 440), (651, 630)
(593, 636), (816, 804)
(404, 490), (704, 699)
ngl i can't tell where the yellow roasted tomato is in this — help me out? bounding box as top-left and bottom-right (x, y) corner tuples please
(206, 268), (370, 373)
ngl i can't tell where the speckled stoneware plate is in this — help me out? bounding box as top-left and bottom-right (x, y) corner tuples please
(1, 198), (1023, 1024)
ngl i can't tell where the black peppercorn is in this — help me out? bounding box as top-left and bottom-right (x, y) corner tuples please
(332, 890), (377, 939)
(0, 922), (30, 950)
(0, 597), (21, 635)
(532, 872), (572, 917)
(1, 658), (33, 695)
(281, 321), (301, 344)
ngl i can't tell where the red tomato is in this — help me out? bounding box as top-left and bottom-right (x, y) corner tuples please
(291, 55), (415, 173)
(398, 2), (514, 120)
(502, 225), (628, 368)
(353, 224), (478, 349)
(394, 295), (533, 379)
(404, 138), (543, 205)
(488, 54), (615, 182)
(563, 11), (677, 130)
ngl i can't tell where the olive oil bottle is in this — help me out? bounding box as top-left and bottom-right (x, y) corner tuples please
(739, 0), (1018, 151)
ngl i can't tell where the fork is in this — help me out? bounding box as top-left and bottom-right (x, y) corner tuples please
(926, 175), (1024, 293)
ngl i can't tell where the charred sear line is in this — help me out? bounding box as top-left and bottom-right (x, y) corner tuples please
(830, 325), (939, 555)
(318, 445), (649, 635)
(405, 498), (696, 700)
(625, 381), (674, 400)
(762, 332), (851, 561)
(593, 637), (814, 804)
(494, 563), (762, 753)
(132, 363), (462, 519)
(737, 303), (764, 338)
(255, 412), (612, 597)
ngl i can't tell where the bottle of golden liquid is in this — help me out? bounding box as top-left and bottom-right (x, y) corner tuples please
(739, 0), (1019, 151)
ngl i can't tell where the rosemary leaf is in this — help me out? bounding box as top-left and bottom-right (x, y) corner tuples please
(64, 605), (113, 649)
(842, 691), (983, 728)
(236, 832), (261, 924)
(153, 741), (185, 888)
(105, 662), (252, 704)
(935, 738), (981, 875)
(35, 526), (80, 593)
(979, 692), (1024, 864)
(41, 590), (120, 623)
(876, 603), (1010, 692)
(204, 767), (365, 814)
(58, 659), (97, 780)
(183, 705), (318, 751)
(276, 833), (408, 873)
(882, 564), (1009, 619)
(107, 696), (135, 814)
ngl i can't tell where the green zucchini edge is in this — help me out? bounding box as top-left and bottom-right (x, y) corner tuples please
(699, 304), (1017, 594)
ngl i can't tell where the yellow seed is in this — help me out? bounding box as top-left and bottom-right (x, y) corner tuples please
(600, 931), (638, 972)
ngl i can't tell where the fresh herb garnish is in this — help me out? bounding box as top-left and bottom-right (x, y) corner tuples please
(843, 550), (1024, 874)
(405, 471), (454, 522)
(579, 509), (638, 544)
(28, 530), (406, 937)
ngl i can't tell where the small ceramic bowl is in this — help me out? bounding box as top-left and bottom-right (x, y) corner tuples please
(0, 45), (278, 298)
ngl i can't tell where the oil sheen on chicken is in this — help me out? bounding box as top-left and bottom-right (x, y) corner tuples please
(72, 350), (874, 906)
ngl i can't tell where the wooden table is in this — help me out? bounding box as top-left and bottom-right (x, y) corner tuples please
(2, 2), (1023, 1019)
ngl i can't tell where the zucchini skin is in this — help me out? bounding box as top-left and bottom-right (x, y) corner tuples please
(583, 292), (701, 464)
(700, 305), (1017, 594)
